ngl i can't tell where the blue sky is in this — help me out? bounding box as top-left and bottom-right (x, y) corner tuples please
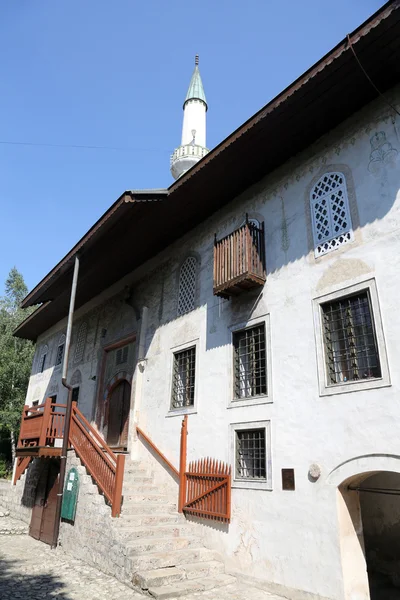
(0, 0), (384, 295)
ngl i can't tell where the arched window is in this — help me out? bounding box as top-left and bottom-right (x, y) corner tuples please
(55, 334), (66, 368)
(177, 256), (197, 316)
(38, 345), (48, 373)
(74, 322), (87, 364)
(310, 172), (354, 257)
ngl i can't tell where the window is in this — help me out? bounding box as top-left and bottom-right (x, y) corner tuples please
(55, 335), (65, 367)
(171, 347), (196, 409)
(116, 345), (129, 366)
(233, 324), (267, 398)
(177, 256), (197, 316)
(39, 345), (48, 373)
(74, 322), (87, 364)
(310, 172), (354, 257)
(236, 428), (266, 479)
(313, 279), (390, 396)
(230, 421), (272, 490)
(32, 400), (39, 407)
(322, 291), (381, 385)
(72, 387), (80, 403)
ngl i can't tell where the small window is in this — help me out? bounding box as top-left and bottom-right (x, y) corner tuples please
(72, 387), (80, 403)
(55, 335), (66, 367)
(236, 428), (266, 480)
(177, 256), (197, 316)
(171, 347), (196, 409)
(233, 324), (267, 398)
(116, 346), (129, 366)
(39, 345), (48, 373)
(310, 172), (354, 257)
(32, 400), (39, 407)
(322, 291), (381, 385)
(74, 322), (87, 364)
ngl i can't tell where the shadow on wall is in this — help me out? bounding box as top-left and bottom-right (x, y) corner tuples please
(0, 554), (71, 600)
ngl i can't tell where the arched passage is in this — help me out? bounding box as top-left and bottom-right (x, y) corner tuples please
(329, 455), (400, 600)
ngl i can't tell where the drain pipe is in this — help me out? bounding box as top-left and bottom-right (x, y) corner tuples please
(52, 255), (80, 548)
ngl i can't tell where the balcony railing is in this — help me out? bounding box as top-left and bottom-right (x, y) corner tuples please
(17, 398), (66, 454)
(213, 219), (266, 298)
(170, 143), (209, 165)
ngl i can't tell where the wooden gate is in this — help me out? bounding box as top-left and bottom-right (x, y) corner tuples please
(29, 458), (60, 545)
(183, 458), (231, 523)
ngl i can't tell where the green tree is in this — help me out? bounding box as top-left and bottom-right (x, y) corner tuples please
(0, 268), (35, 466)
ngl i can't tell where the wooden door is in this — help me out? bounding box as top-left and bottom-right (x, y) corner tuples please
(29, 459), (60, 545)
(107, 380), (131, 449)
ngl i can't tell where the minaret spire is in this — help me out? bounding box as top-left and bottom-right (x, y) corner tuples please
(170, 56), (209, 180)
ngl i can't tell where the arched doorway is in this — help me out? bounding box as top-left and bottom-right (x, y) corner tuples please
(106, 380), (131, 449)
(329, 457), (400, 600)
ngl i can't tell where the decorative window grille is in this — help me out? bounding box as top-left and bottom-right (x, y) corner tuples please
(177, 257), (197, 316)
(235, 428), (266, 479)
(116, 346), (129, 366)
(171, 347), (196, 409)
(74, 322), (87, 364)
(39, 345), (48, 373)
(322, 291), (381, 385)
(310, 172), (354, 257)
(55, 335), (66, 367)
(233, 324), (267, 398)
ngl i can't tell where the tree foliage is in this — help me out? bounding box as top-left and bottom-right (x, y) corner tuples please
(0, 268), (35, 448)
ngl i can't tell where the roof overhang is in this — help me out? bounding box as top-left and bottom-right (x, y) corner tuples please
(15, 0), (400, 341)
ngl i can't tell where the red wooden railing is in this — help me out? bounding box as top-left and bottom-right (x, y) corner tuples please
(136, 426), (179, 477)
(70, 402), (125, 517)
(183, 458), (231, 523)
(213, 219), (266, 297)
(17, 398), (66, 449)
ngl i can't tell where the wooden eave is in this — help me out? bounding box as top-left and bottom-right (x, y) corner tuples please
(14, 0), (400, 341)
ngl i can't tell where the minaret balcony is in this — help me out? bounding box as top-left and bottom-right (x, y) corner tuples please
(170, 143), (209, 164)
(213, 220), (266, 299)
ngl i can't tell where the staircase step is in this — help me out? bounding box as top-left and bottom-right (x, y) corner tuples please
(133, 567), (184, 589)
(123, 493), (176, 503)
(114, 513), (183, 527)
(123, 484), (176, 495)
(180, 560), (225, 580)
(131, 547), (219, 571)
(121, 502), (177, 514)
(147, 574), (235, 599)
(126, 536), (199, 556)
(115, 523), (191, 538)
(123, 475), (154, 485)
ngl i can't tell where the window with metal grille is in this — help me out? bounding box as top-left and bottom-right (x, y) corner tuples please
(55, 335), (65, 367)
(233, 324), (267, 398)
(116, 345), (129, 366)
(171, 347), (196, 409)
(74, 322), (87, 363)
(322, 291), (381, 385)
(310, 172), (354, 257)
(235, 428), (266, 479)
(177, 256), (197, 316)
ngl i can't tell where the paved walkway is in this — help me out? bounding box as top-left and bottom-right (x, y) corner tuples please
(0, 526), (285, 600)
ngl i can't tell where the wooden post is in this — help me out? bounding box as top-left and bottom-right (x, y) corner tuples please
(112, 454), (125, 517)
(39, 397), (52, 446)
(17, 404), (28, 449)
(178, 415), (188, 513)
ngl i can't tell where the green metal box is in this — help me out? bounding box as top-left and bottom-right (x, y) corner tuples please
(61, 467), (79, 522)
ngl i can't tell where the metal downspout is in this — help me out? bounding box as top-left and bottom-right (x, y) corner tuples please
(52, 255), (80, 548)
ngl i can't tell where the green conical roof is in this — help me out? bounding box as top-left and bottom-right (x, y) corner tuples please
(184, 56), (207, 109)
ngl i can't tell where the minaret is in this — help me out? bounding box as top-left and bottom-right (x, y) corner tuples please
(170, 55), (209, 180)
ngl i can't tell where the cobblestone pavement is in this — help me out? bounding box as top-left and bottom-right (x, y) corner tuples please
(0, 532), (285, 600)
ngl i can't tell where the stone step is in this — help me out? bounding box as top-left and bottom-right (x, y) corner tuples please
(123, 493), (177, 503)
(131, 547), (219, 571)
(126, 536), (199, 556)
(147, 574), (236, 599)
(114, 513), (183, 527)
(134, 560), (225, 589)
(122, 475), (154, 485)
(123, 484), (176, 495)
(121, 501), (177, 514)
(114, 523), (192, 539)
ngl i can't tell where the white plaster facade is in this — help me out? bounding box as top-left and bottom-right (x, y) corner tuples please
(23, 87), (400, 600)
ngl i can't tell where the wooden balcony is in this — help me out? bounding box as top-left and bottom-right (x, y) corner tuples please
(16, 398), (66, 457)
(213, 219), (266, 298)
